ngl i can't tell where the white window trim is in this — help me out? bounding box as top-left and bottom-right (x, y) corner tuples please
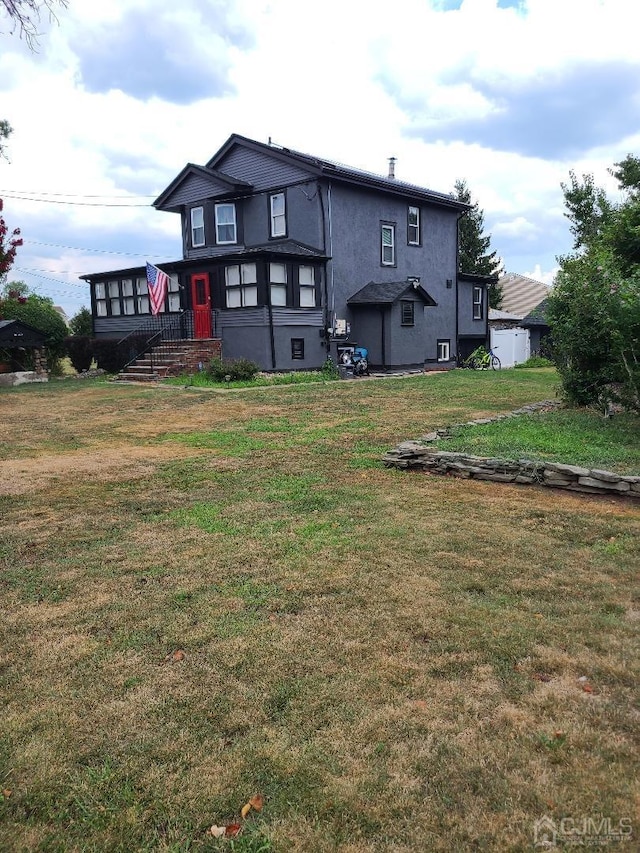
(437, 340), (451, 362)
(270, 192), (286, 238)
(191, 206), (205, 247)
(381, 224), (395, 266)
(473, 286), (483, 320)
(225, 263), (258, 308)
(408, 206), (420, 245)
(215, 203), (237, 244)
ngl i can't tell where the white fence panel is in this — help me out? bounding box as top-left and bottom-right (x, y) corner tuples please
(490, 327), (530, 367)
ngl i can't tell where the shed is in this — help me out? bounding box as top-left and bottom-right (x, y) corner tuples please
(0, 319), (48, 379)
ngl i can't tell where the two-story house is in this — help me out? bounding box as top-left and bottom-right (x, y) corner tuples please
(81, 134), (491, 372)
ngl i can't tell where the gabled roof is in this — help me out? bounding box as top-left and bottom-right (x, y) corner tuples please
(153, 163), (253, 211)
(520, 298), (550, 327)
(0, 319), (47, 346)
(206, 134), (467, 211)
(498, 273), (551, 318)
(348, 280), (437, 306)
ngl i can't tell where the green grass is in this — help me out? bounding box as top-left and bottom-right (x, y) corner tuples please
(438, 408), (640, 474)
(164, 368), (339, 388)
(0, 367), (638, 852)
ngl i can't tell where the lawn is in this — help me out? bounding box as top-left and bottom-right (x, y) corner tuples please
(0, 368), (638, 852)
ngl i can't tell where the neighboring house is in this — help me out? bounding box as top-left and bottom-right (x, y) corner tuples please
(488, 273), (552, 366)
(520, 297), (551, 355)
(497, 273), (551, 317)
(81, 134), (494, 372)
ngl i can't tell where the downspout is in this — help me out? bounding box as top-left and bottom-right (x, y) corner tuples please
(327, 182), (335, 320)
(455, 212), (461, 363)
(266, 268), (276, 370)
(318, 183), (330, 351)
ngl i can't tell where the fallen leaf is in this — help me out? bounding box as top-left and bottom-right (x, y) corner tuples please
(241, 802), (252, 819)
(533, 672), (552, 682)
(164, 649), (186, 663)
(209, 825), (225, 838)
(225, 824), (242, 837)
(2, 789), (11, 798)
(554, 730), (566, 739)
(582, 683), (594, 693)
(249, 794), (265, 811)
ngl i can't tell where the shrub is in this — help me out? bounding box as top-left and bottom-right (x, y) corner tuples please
(207, 357), (260, 382)
(514, 355), (553, 369)
(65, 336), (94, 372)
(92, 336), (150, 374)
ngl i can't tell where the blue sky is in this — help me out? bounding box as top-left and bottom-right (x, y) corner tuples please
(0, 0), (637, 316)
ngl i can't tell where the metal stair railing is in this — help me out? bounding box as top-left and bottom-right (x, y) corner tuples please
(117, 311), (195, 375)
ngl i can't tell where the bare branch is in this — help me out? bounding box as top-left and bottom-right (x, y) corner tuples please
(1, 0), (69, 50)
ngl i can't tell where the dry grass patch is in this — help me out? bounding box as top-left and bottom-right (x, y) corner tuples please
(1, 371), (638, 851)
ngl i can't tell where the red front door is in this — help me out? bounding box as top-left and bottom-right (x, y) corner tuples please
(190, 273), (212, 338)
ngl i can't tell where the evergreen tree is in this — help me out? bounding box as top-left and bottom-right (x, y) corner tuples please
(454, 179), (504, 308)
(69, 306), (92, 336)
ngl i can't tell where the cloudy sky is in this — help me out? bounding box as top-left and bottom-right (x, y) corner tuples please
(1, 0), (638, 317)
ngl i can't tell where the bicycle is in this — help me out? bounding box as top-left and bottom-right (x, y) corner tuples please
(463, 345), (501, 370)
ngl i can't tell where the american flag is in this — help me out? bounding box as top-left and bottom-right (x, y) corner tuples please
(146, 262), (169, 315)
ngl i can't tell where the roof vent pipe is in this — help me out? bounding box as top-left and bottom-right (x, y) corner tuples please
(388, 157), (396, 179)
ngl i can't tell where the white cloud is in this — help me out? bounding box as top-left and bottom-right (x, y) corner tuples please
(1, 0), (637, 315)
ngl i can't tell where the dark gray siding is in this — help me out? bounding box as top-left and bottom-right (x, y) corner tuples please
(458, 281), (488, 337)
(218, 308), (324, 370)
(217, 147), (313, 191)
(273, 326), (326, 371)
(167, 173), (233, 207)
(326, 183), (458, 366)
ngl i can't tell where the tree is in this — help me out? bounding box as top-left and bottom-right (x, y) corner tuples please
(0, 282), (68, 371)
(548, 155), (640, 412)
(69, 305), (92, 336)
(560, 169), (613, 251)
(1, 0), (68, 49)
(0, 197), (23, 280)
(454, 179), (504, 308)
(0, 119), (11, 161)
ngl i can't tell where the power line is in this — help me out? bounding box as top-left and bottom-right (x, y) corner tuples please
(13, 268), (90, 287)
(0, 193), (150, 207)
(1, 189), (155, 199)
(24, 239), (170, 256)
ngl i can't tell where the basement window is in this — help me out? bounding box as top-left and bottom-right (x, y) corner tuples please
(291, 338), (305, 360)
(437, 339), (451, 362)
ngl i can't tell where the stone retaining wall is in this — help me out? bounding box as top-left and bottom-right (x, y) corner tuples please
(382, 401), (640, 500)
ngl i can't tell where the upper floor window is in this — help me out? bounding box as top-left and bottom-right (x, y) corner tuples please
(381, 223), (395, 266)
(225, 263), (257, 308)
(215, 203), (237, 244)
(191, 206), (205, 247)
(473, 286), (483, 320)
(270, 192), (286, 237)
(298, 265), (316, 308)
(270, 262), (288, 306)
(408, 206), (420, 245)
(401, 300), (414, 326)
